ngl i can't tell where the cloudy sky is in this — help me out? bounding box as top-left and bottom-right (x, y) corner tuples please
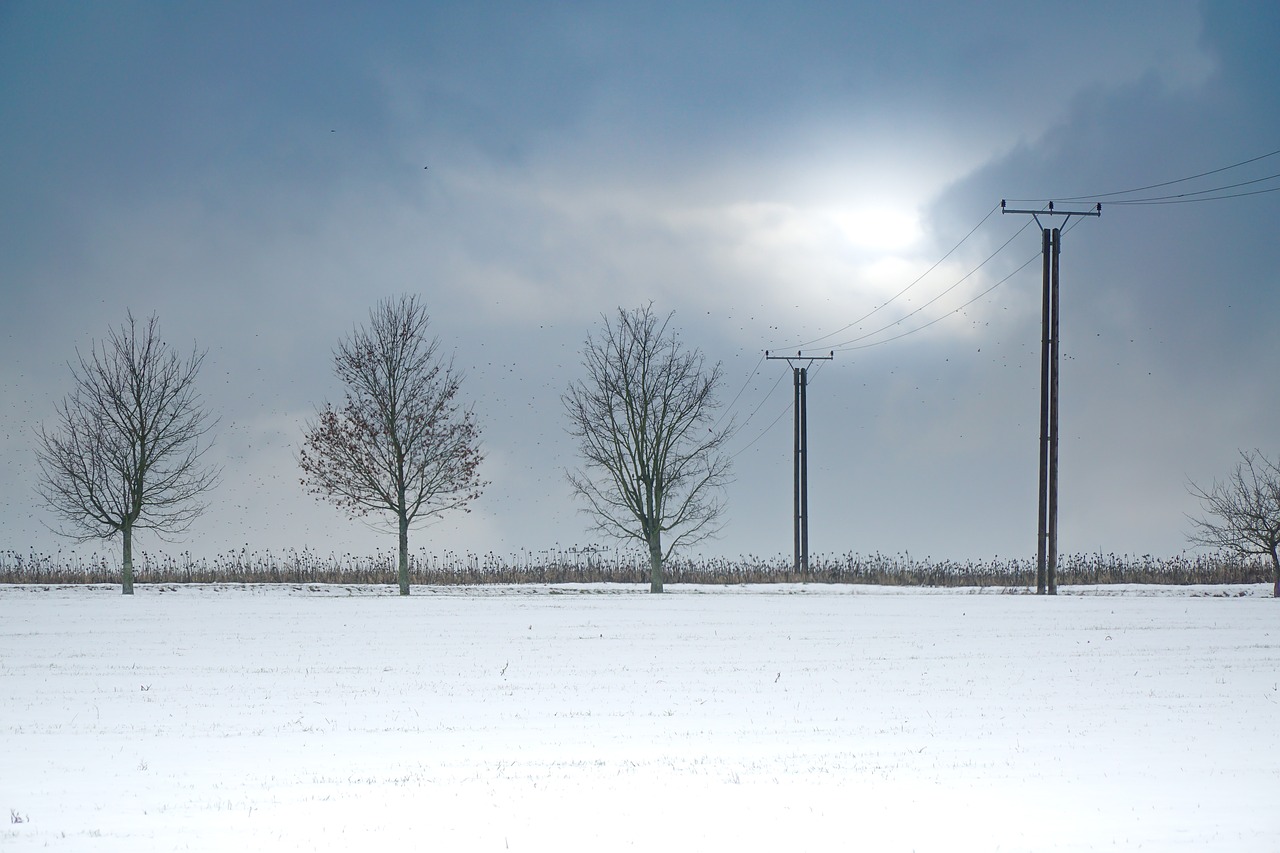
(3, 1), (1277, 567)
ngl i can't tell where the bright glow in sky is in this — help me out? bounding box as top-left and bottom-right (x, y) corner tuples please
(2, 1), (1278, 565)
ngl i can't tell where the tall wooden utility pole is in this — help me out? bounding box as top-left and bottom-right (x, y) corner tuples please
(1001, 200), (1101, 594)
(765, 350), (833, 575)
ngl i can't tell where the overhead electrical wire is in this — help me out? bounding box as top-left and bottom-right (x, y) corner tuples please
(838, 210), (1098, 352)
(1003, 171), (1280, 207)
(790, 202), (1002, 350)
(724, 211), (1058, 453)
(830, 251), (1040, 352)
(787, 147), (1280, 357)
(724, 365), (790, 444)
(724, 147), (1279, 454)
(1051, 146), (1280, 202)
(730, 397), (791, 459)
(728, 359), (829, 459)
(830, 213), (1091, 354)
(740, 206), (1033, 456)
(712, 350), (764, 433)
(824, 217), (1034, 350)
(1103, 180), (1280, 205)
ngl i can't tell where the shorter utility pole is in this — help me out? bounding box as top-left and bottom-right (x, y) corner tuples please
(765, 350), (834, 576)
(1000, 200), (1101, 594)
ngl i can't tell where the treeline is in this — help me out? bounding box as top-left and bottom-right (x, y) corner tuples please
(0, 547), (1269, 587)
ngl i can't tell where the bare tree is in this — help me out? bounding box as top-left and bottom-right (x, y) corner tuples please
(563, 305), (733, 593)
(299, 295), (485, 595)
(1188, 449), (1280, 597)
(35, 312), (219, 594)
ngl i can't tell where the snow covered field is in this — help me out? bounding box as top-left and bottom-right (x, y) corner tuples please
(1, 583), (1276, 852)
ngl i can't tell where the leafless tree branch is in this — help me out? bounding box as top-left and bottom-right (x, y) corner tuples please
(1188, 448), (1280, 597)
(35, 311), (219, 594)
(563, 304), (732, 592)
(298, 295), (486, 595)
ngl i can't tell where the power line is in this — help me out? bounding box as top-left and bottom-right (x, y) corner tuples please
(726, 206), (1103, 463)
(1050, 146), (1280, 202)
(1006, 172), (1280, 206)
(780, 147), (1280, 364)
(803, 357), (830, 385)
(730, 397), (791, 459)
(728, 359), (831, 459)
(1105, 181), (1280, 205)
(712, 351), (764, 432)
(829, 211), (1093, 354)
(789, 203), (1002, 350)
(831, 250), (1040, 352)
(730, 211), (1028, 453)
(867, 150), (1280, 349)
(826, 217), (1035, 350)
(743, 205), (1008, 469)
(730, 213), (1092, 452)
(725, 366), (790, 444)
(733, 149), (1276, 464)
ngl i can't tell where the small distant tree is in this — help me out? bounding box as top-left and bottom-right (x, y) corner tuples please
(563, 304), (733, 593)
(299, 295), (485, 595)
(35, 312), (219, 594)
(1188, 449), (1280, 597)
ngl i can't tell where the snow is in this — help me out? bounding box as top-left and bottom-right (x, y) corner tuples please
(1, 583), (1276, 851)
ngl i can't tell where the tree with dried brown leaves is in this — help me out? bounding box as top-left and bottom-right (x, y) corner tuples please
(299, 295), (485, 595)
(35, 312), (219, 594)
(1188, 449), (1280, 597)
(563, 305), (733, 593)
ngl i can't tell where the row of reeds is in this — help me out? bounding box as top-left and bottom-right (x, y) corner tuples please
(0, 546), (1269, 587)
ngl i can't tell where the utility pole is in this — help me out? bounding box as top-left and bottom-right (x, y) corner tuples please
(1001, 200), (1101, 594)
(765, 350), (834, 576)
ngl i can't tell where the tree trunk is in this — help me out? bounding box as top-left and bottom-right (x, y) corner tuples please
(1271, 548), (1279, 598)
(121, 524), (135, 596)
(398, 512), (410, 596)
(647, 529), (664, 594)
